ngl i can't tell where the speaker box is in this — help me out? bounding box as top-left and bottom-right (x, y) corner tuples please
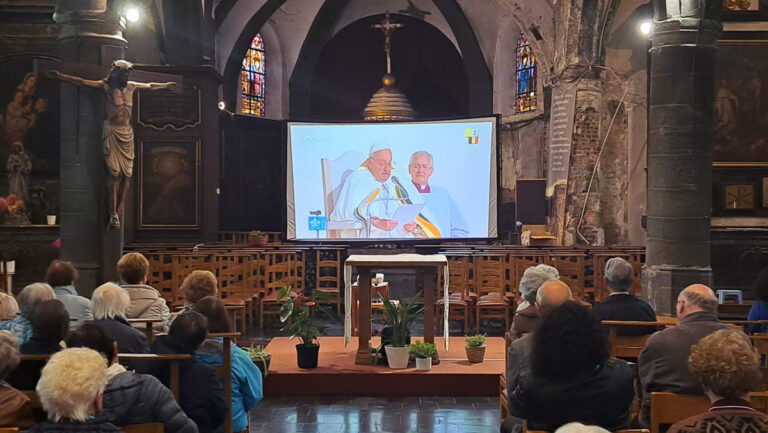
(515, 179), (546, 225)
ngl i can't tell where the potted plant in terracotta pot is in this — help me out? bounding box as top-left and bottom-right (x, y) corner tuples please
(380, 293), (424, 369)
(242, 344), (271, 377)
(465, 334), (486, 363)
(410, 340), (436, 371)
(248, 230), (268, 246)
(278, 285), (334, 369)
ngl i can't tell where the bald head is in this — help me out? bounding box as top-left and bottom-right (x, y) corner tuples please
(535, 279), (573, 312)
(677, 284), (717, 321)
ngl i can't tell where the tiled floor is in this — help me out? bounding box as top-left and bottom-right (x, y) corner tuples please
(249, 396), (501, 433)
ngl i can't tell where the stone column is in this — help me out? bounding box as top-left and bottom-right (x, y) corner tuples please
(642, 0), (723, 315)
(55, 0), (126, 294)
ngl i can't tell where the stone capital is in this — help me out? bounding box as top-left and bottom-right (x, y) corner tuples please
(54, 0), (126, 43)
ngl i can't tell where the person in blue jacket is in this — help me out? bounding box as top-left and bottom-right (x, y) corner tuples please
(193, 296), (263, 433)
(748, 268), (768, 334)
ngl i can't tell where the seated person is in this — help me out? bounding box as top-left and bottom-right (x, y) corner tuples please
(150, 312), (227, 433)
(0, 290), (18, 321)
(0, 283), (55, 344)
(90, 282), (149, 355)
(555, 423), (610, 433)
(593, 257), (656, 336)
(667, 329), (768, 433)
(66, 324), (198, 433)
(166, 270), (218, 331)
(27, 347), (121, 433)
(193, 297), (263, 432)
(748, 268), (768, 334)
(509, 264), (559, 340)
(0, 330), (35, 428)
(508, 302), (634, 432)
(8, 299), (69, 390)
(118, 252), (169, 332)
(46, 260), (92, 329)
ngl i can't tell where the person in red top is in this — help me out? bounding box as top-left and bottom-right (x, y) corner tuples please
(667, 329), (768, 433)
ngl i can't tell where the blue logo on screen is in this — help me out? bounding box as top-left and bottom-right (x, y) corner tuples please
(308, 216), (327, 231)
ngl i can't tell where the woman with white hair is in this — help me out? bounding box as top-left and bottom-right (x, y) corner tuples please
(0, 282), (55, 344)
(91, 283), (148, 355)
(0, 330), (36, 428)
(28, 347), (121, 433)
(509, 264), (559, 339)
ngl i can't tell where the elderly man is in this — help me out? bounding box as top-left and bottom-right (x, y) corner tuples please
(46, 260), (92, 329)
(509, 264), (559, 340)
(393, 151), (469, 238)
(330, 143), (409, 238)
(503, 279), (573, 433)
(0, 282), (55, 344)
(91, 283), (148, 355)
(593, 257), (656, 336)
(637, 284), (726, 427)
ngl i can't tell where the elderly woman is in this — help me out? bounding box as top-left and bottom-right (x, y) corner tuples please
(0, 282), (55, 344)
(508, 302), (634, 432)
(0, 291), (19, 321)
(27, 348), (121, 433)
(91, 283), (148, 354)
(509, 264), (559, 339)
(118, 252), (169, 331)
(0, 331), (35, 428)
(667, 329), (768, 433)
(166, 270), (218, 332)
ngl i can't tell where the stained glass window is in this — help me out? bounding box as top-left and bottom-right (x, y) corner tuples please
(241, 33), (265, 116)
(515, 33), (537, 113)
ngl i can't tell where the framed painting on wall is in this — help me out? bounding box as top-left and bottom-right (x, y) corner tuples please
(138, 139), (200, 229)
(713, 38), (768, 166)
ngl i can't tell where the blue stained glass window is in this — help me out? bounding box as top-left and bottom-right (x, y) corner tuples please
(515, 33), (537, 113)
(241, 33), (265, 116)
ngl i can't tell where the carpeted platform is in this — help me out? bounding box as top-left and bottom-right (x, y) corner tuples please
(263, 337), (505, 397)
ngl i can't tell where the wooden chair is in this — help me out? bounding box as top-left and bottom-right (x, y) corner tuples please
(437, 255), (472, 334)
(173, 253), (216, 307)
(313, 249), (343, 315)
(215, 253), (251, 331)
(0, 428), (20, 433)
(547, 250), (586, 299)
(474, 254), (509, 333)
(258, 251), (297, 327)
(144, 252), (177, 304)
(650, 391), (768, 433)
(602, 321), (669, 359)
(123, 424), (164, 433)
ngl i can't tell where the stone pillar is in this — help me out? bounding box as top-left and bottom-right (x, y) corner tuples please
(642, 0), (723, 315)
(55, 0), (126, 294)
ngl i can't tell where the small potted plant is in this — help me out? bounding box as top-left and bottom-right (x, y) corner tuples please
(278, 285), (334, 369)
(0, 241), (19, 275)
(380, 293), (424, 369)
(242, 345), (271, 377)
(410, 340), (436, 371)
(465, 334), (486, 363)
(248, 230), (268, 246)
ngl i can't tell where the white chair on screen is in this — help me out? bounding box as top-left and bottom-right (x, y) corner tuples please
(321, 151), (365, 238)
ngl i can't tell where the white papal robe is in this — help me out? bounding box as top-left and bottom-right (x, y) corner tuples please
(393, 179), (469, 238)
(330, 167), (405, 238)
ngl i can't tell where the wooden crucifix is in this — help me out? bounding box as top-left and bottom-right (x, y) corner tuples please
(36, 59), (182, 230)
(372, 12), (404, 74)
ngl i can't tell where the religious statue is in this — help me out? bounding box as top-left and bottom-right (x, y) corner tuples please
(46, 60), (179, 229)
(6, 141), (32, 203)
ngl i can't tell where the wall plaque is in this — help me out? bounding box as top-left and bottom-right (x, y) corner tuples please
(546, 86), (577, 196)
(138, 84), (201, 131)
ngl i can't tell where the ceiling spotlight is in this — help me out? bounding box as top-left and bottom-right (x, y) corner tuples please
(217, 101), (226, 111)
(125, 7), (140, 23)
(639, 21), (653, 37)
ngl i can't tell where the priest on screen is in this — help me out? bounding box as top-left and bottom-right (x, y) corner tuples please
(330, 143), (412, 238)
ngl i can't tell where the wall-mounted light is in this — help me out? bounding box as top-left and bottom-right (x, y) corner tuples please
(639, 20), (653, 37)
(124, 7), (140, 23)
(218, 101), (226, 111)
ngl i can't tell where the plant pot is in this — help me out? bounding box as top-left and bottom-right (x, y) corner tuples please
(250, 354), (271, 376)
(1, 260), (15, 274)
(384, 345), (410, 369)
(248, 236), (268, 246)
(465, 345), (486, 363)
(415, 357), (432, 371)
(46, 215), (57, 225)
(296, 344), (319, 369)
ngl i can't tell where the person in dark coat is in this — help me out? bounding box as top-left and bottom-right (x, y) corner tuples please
(150, 311), (227, 433)
(8, 299), (69, 390)
(90, 283), (149, 355)
(507, 302), (635, 433)
(593, 257), (656, 336)
(637, 284), (726, 427)
(66, 324), (198, 433)
(28, 347), (121, 433)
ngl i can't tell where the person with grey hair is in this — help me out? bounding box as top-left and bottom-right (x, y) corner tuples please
(91, 283), (148, 356)
(637, 284), (726, 427)
(593, 257), (656, 336)
(554, 423), (610, 433)
(0, 330), (36, 428)
(0, 282), (55, 344)
(509, 264), (559, 339)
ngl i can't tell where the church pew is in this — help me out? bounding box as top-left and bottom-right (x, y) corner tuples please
(123, 424), (164, 433)
(0, 428), (20, 433)
(650, 391), (768, 433)
(83, 318), (162, 344)
(602, 321), (670, 359)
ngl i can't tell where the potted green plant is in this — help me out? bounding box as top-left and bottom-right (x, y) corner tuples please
(465, 334), (486, 363)
(410, 340), (436, 371)
(380, 293), (424, 369)
(0, 241), (19, 275)
(278, 285), (334, 369)
(248, 230), (268, 246)
(242, 345), (271, 377)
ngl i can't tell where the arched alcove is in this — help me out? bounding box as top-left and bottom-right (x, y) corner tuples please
(308, 14), (469, 121)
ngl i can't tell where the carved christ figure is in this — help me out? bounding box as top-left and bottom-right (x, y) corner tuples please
(47, 60), (179, 229)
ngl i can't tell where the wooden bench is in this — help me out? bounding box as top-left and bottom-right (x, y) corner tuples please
(602, 321), (671, 359)
(82, 318), (163, 344)
(123, 423), (164, 433)
(650, 391), (768, 433)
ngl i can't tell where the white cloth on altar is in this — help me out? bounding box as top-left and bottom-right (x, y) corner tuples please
(343, 254), (449, 349)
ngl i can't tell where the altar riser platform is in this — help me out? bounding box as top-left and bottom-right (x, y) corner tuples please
(263, 337), (504, 397)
